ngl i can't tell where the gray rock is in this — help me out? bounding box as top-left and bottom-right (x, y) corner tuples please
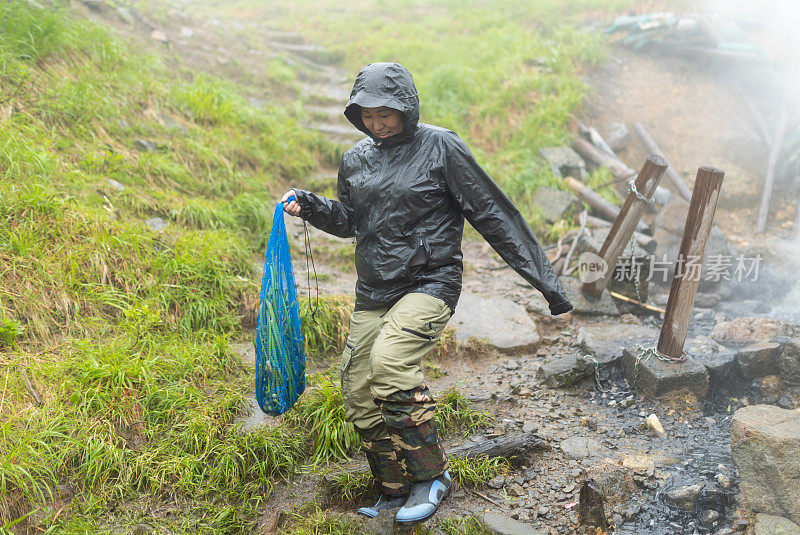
(532, 186), (581, 223)
(665, 483), (704, 510)
(538, 146), (586, 180)
(732, 405), (800, 525)
(560, 437), (606, 460)
(180, 26), (195, 38)
(134, 139), (158, 152)
(604, 122), (630, 152)
(622, 347), (708, 403)
(712, 317), (799, 347)
(736, 342), (782, 379)
(450, 292), (539, 354)
(753, 514), (800, 535)
(700, 509), (720, 524)
(780, 339), (800, 385)
(480, 512), (546, 535)
(107, 178), (125, 192)
(488, 476), (505, 489)
(145, 217), (167, 232)
(687, 337), (741, 392)
(562, 276), (620, 316)
(537, 354), (592, 388)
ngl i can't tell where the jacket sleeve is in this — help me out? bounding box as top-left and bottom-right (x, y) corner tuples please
(441, 133), (573, 316)
(291, 157), (356, 239)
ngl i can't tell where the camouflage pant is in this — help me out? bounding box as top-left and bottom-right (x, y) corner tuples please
(343, 292), (451, 487)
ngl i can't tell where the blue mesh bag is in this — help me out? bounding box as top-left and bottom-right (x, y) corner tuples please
(255, 198), (305, 415)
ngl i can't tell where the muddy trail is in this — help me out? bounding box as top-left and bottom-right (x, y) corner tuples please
(76, 2), (800, 534)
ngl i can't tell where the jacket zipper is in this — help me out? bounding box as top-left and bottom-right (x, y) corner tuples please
(401, 327), (434, 341)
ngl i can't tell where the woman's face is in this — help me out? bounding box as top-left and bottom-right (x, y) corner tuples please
(360, 106), (403, 139)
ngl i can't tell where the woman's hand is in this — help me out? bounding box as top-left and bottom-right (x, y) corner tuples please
(280, 190), (300, 216)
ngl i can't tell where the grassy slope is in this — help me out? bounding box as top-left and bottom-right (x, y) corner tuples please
(0, 0), (643, 533)
(202, 0), (637, 238)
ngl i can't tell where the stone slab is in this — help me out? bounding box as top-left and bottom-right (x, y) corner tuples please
(579, 323), (658, 365)
(686, 336), (741, 393)
(732, 405), (800, 526)
(480, 512), (546, 535)
(736, 342), (782, 379)
(451, 292), (540, 354)
(622, 348), (708, 403)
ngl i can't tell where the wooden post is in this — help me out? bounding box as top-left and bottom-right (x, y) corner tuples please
(756, 110), (789, 234)
(657, 167), (725, 359)
(633, 123), (694, 203)
(582, 155), (668, 297)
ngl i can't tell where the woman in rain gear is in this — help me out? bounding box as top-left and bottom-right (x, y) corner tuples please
(281, 62), (572, 525)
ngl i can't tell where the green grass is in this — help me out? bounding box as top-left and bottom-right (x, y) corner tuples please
(449, 455), (510, 488)
(435, 387), (492, 438)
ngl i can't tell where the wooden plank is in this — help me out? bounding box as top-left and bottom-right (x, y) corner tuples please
(657, 167), (725, 359)
(582, 155), (668, 297)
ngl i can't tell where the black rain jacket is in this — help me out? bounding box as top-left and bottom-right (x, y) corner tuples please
(293, 62), (572, 315)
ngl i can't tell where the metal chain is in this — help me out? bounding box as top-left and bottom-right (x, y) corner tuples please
(628, 179), (655, 207)
(588, 344), (687, 397)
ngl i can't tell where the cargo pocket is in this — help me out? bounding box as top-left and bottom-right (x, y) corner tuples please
(340, 342), (355, 402)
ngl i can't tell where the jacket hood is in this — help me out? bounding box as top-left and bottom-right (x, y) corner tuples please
(344, 62), (420, 147)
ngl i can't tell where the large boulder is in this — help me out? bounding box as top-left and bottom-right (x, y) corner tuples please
(450, 292), (540, 354)
(731, 405), (800, 525)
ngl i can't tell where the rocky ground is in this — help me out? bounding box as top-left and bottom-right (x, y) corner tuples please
(73, 1), (800, 533)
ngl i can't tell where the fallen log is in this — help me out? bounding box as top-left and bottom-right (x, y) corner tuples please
(447, 431), (548, 460)
(633, 123), (693, 203)
(756, 110), (789, 234)
(578, 122), (617, 160)
(572, 137), (637, 181)
(565, 176), (651, 235)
